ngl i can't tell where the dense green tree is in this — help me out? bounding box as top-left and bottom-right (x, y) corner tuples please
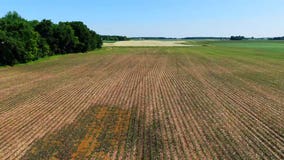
(35, 19), (55, 55)
(35, 19), (54, 39)
(0, 31), (25, 65)
(52, 22), (79, 54)
(0, 11), (102, 66)
(90, 31), (102, 49)
(37, 38), (51, 57)
(68, 21), (92, 52)
(0, 11), (40, 64)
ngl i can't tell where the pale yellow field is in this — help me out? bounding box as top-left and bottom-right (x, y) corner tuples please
(103, 40), (193, 47)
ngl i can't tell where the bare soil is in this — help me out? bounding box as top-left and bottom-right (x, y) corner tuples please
(0, 47), (283, 159)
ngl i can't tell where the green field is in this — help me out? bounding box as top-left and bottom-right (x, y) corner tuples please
(0, 40), (283, 159)
(187, 40), (284, 54)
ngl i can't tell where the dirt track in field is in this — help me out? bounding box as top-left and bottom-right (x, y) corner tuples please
(0, 48), (283, 159)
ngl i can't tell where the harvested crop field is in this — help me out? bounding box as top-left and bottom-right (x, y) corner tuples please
(103, 40), (192, 47)
(0, 44), (284, 159)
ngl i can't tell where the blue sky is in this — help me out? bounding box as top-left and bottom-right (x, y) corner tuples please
(1, 0), (284, 37)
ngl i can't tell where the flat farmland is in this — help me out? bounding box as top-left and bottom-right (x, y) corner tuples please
(103, 40), (192, 47)
(0, 42), (284, 159)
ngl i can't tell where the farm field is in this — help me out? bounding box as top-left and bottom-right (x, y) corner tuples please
(0, 41), (284, 159)
(103, 40), (192, 47)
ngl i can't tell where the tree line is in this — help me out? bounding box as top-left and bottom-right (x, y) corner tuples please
(268, 36), (284, 40)
(0, 11), (102, 66)
(101, 35), (128, 41)
(230, 36), (245, 40)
